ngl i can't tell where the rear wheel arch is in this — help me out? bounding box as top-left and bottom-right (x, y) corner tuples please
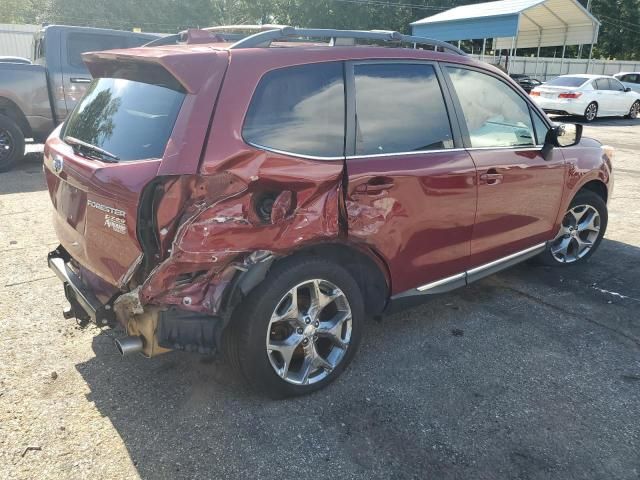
(229, 243), (390, 319)
(285, 243), (390, 317)
(0, 97), (31, 138)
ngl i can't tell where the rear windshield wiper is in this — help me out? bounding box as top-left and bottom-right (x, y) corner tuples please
(63, 136), (120, 163)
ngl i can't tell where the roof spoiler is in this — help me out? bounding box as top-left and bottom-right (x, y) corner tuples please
(82, 48), (228, 94)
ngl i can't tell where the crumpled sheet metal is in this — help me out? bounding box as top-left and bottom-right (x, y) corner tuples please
(138, 152), (344, 315)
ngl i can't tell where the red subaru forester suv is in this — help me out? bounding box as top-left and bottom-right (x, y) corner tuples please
(44, 27), (613, 397)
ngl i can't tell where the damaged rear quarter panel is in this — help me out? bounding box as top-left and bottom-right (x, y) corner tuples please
(139, 49), (353, 312)
(139, 152), (345, 313)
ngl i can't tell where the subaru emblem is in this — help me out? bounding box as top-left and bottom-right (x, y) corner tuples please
(52, 156), (63, 174)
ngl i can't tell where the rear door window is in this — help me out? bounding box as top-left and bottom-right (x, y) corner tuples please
(67, 33), (132, 68)
(446, 67), (535, 148)
(62, 78), (185, 161)
(353, 63), (453, 155)
(595, 78), (609, 90)
(243, 62), (345, 158)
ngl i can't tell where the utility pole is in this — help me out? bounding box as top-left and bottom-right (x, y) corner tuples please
(578, 0), (593, 58)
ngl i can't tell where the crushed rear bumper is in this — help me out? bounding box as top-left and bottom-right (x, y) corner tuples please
(47, 246), (221, 355)
(47, 246), (116, 326)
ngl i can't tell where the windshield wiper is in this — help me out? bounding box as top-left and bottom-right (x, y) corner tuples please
(63, 136), (120, 163)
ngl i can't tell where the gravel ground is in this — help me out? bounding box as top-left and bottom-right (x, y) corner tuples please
(1, 119), (639, 480)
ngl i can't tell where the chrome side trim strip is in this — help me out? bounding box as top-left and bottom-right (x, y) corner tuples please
(416, 272), (466, 292)
(389, 242), (548, 303)
(246, 142), (345, 161)
(467, 242), (547, 277)
(466, 145), (545, 152)
(247, 142), (545, 162)
(346, 148), (467, 160)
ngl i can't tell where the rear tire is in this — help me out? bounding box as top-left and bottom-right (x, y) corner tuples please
(538, 190), (607, 266)
(583, 102), (598, 123)
(0, 114), (25, 173)
(626, 100), (640, 119)
(223, 256), (364, 398)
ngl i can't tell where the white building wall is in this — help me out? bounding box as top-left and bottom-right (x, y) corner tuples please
(472, 54), (640, 80)
(0, 24), (40, 59)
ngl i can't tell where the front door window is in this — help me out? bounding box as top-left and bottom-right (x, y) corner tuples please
(446, 67), (536, 148)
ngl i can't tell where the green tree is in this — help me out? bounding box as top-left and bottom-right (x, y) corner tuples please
(588, 0), (640, 59)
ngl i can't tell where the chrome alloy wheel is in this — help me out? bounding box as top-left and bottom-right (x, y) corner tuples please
(550, 204), (601, 263)
(630, 101), (640, 119)
(585, 103), (598, 121)
(266, 279), (352, 385)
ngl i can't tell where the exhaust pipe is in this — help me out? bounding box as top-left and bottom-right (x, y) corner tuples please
(115, 336), (144, 356)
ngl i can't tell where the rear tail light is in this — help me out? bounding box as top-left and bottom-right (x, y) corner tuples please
(530, 91), (541, 96)
(559, 92), (582, 99)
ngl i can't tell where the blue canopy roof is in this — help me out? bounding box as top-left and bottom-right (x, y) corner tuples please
(411, 0), (600, 48)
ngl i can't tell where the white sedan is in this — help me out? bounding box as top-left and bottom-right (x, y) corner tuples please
(530, 74), (640, 122)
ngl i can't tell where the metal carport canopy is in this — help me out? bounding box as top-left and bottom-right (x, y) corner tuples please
(410, 0), (600, 49)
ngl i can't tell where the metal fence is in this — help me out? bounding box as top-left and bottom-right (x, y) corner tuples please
(0, 24), (39, 59)
(472, 54), (640, 81)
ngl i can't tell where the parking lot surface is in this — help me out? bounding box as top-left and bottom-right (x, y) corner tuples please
(1, 118), (639, 480)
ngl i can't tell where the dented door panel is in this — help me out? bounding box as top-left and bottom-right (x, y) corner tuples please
(346, 151), (477, 294)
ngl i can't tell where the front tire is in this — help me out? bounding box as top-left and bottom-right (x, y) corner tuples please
(539, 190), (607, 266)
(0, 114), (25, 173)
(224, 257), (364, 398)
(584, 102), (598, 123)
(626, 100), (640, 119)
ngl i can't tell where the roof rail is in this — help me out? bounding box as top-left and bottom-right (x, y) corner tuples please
(202, 24), (285, 33)
(228, 26), (465, 55)
(143, 24), (284, 47)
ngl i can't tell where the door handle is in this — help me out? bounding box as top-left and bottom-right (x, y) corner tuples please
(70, 77), (91, 83)
(354, 177), (394, 195)
(479, 169), (503, 185)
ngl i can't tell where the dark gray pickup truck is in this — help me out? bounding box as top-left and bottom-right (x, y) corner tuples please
(0, 25), (157, 172)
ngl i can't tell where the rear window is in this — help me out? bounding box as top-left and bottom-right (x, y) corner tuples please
(243, 62), (345, 158)
(546, 77), (589, 87)
(62, 78), (184, 161)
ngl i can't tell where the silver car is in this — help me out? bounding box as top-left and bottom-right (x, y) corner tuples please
(614, 72), (640, 92)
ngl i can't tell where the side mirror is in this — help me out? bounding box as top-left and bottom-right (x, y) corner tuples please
(541, 123), (583, 159)
(555, 123), (583, 147)
(625, 87), (632, 92)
